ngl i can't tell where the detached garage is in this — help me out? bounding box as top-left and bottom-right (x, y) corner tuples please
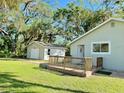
(27, 41), (66, 60)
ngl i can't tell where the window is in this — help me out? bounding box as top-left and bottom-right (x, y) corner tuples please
(93, 44), (100, 52)
(92, 42), (110, 54)
(101, 43), (109, 52)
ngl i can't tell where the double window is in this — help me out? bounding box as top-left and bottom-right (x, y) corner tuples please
(92, 42), (110, 54)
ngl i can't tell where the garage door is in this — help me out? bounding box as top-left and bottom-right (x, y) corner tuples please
(30, 49), (39, 59)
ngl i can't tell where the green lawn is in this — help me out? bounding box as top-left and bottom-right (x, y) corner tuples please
(0, 59), (124, 93)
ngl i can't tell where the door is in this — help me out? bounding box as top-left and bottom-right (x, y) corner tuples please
(44, 48), (49, 60)
(78, 45), (85, 58)
(30, 49), (39, 59)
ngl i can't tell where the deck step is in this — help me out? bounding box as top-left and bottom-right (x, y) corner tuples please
(39, 63), (99, 77)
(47, 65), (86, 77)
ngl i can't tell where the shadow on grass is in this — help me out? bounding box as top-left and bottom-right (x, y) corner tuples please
(0, 72), (91, 93)
(0, 58), (47, 62)
(33, 67), (70, 76)
(0, 91), (37, 93)
(33, 67), (78, 77)
(0, 58), (25, 61)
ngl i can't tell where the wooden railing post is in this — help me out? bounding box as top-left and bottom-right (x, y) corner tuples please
(57, 56), (58, 64)
(63, 56), (67, 69)
(82, 58), (85, 69)
(54, 56), (57, 64)
(49, 56), (51, 64)
(84, 57), (92, 77)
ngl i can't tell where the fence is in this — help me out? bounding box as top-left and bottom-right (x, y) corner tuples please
(49, 56), (92, 71)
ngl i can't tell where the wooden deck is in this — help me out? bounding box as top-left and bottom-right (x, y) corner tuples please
(47, 64), (85, 77)
(40, 56), (103, 77)
(40, 63), (101, 77)
(46, 64), (100, 77)
(48, 65), (101, 77)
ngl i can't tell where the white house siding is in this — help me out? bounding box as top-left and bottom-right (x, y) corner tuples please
(27, 42), (44, 59)
(50, 48), (65, 62)
(43, 47), (65, 60)
(27, 42), (66, 60)
(50, 48), (65, 56)
(71, 20), (124, 71)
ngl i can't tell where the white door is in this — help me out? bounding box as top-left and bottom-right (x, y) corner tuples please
(30, 49), (39, 59)
(78, 45), (85, 58)
(44, 48), (49, 60)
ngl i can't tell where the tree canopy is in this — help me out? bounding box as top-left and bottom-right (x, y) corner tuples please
(0, 0), (124, 57)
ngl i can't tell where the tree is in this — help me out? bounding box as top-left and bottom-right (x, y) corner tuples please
(15, 0), (54, 56)
(0, 0), (28, 10)
(18, 0), (53, 44)
(0, 0), (54, 57)
(53, 3), (110, 42)
(112, 0), (124, 18)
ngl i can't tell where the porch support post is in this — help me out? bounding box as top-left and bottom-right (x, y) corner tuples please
(84, 57), (93, 77)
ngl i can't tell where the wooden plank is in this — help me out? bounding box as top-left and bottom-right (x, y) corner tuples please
(49, 56), (84, 60)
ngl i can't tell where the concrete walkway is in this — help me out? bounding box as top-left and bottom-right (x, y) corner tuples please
(111, 71), (124, 78)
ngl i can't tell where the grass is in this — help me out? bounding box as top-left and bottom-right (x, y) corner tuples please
(0, 59), (124, 93)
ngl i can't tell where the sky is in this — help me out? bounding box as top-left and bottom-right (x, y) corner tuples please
(56, 0), (79, 7)
(44, 0), (101, 11)
(44, 0), (75, 9)
(55, 0), (71, 7)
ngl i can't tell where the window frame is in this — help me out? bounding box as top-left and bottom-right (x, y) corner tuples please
(91, 41), (111, 55)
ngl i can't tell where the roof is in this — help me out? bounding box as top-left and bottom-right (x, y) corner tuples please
(69, 18), (124, 45)
(28, 41), (66, 49)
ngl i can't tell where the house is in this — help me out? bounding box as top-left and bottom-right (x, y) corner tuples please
(70, 18), (124, 71)
(27, 41), (66, 60)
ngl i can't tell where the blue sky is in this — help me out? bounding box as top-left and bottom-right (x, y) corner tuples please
(56, 0), (72, 7)
(44, 0), (101, 10)
(44, 0), (75, 9)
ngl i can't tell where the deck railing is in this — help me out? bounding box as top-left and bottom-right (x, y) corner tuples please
(49, 56), (92, 71)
